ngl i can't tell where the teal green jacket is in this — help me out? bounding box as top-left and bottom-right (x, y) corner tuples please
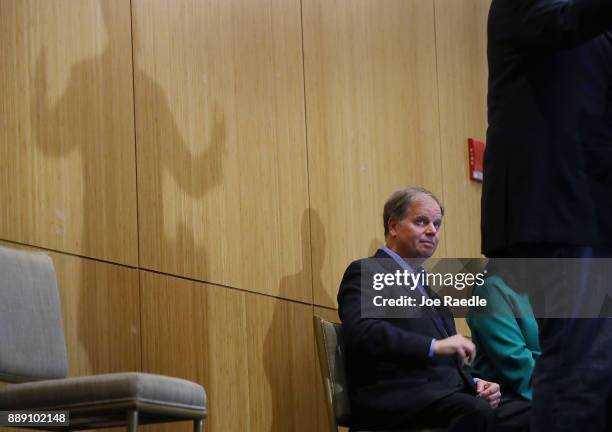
(467, 275), (541, 400)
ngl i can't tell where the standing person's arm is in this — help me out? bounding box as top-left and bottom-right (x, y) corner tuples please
(494, 0), (612, 51)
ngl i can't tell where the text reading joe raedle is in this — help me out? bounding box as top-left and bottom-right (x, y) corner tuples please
(371, 269), (487, 308)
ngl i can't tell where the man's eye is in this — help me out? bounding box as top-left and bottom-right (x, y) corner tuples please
(415, 218), (426, 226)
(434, 221), (442, 228)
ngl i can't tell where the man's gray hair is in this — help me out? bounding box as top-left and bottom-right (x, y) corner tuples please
(383, 186), (444, 237)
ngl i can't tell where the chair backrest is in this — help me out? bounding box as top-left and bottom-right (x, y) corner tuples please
(0, 245), (68, 382)
(313, 316), (352, 432)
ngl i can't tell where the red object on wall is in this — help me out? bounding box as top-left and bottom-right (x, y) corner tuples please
(468, 138), (485, 183)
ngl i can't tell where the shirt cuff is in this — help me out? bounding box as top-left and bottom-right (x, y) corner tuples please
(428, 339), (436, 357)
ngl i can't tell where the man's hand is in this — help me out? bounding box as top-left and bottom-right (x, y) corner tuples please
(432, 334), (475, 364)
(476, 380), (501, 408)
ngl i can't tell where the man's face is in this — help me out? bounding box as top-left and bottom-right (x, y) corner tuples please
(387, 194), (442, 259)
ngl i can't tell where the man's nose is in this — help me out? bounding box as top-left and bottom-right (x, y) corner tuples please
(425, 223), (437, 235)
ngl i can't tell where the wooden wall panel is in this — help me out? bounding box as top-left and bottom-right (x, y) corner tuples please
(0, 242), (141, 376)
(0, 0), (138, 265)
(133, 0), (311, 302)
(53, 252), (141, 376)
(140, 271), (319, 432)
(303, 0), (445, 308)
(434, 0), (490, 257)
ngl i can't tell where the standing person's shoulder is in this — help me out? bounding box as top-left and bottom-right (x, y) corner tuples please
(496, 0), (612, 51)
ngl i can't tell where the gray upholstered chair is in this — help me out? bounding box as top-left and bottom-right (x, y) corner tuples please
(0, 245), (206, 431)
(313, 315), (445, 432)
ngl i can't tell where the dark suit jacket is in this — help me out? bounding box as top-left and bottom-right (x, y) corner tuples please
(482, 0), (612, 254)
(337, 249), (476, 430)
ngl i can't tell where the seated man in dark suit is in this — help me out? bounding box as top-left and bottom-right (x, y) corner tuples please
(338, 186), (530, 432)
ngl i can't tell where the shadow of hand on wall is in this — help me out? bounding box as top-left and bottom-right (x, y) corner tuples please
(136, 59), (227, 275)
(30, 0), (227, 376)
(30, 2), (140, 374)
(133, 14), (227, 279)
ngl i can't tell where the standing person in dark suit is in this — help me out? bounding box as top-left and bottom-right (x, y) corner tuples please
(483, 1), (612, 430)
(338, 187), (530, 432)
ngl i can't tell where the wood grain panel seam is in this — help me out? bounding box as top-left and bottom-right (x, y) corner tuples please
(1, 238), (322, 309)
(128, 0), (141, 267)
(432, 0), (449, 258)
(311, 303), (337, 314)
(298, 0), (317, 310)
(0, 238), (141, 270)
(139, 268), (320, 308)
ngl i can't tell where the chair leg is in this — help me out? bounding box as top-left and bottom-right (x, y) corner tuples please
(193, 418), (203, 432)
(127, 410), (139, 432)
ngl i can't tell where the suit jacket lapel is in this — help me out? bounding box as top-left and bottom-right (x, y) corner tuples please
(373, 249), (449, 338)
(374, 250), (475, 390)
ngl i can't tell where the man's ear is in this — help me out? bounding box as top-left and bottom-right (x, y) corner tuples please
(387, 217), (398, 236)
